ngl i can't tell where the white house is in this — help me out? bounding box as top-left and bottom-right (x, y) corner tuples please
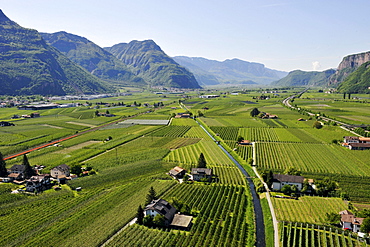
(272, 174), (304, 191)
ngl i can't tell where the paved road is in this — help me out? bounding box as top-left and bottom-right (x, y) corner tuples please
(197, 121), (266, 247)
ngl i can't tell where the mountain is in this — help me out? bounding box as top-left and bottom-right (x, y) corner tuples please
(41, 31), (146, 87)
(329, 51), (370, 85)
(337, 61), (370, 93)
(105, 40), (200, 89)
(272, 69), (336, 87)
(172, 56), (288, 86)
(0, 10), (111, 95)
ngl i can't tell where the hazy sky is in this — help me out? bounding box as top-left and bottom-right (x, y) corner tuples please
(1, 0), (369, 72)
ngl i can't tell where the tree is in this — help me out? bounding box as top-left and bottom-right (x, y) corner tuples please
(0, 152), (7, 177)
(237, 136), (244, 143)
(197, 153), (207, 168)
(136, 205), (144, 225)
(71, 164), (82, 175)
(284, 167), (301, 176)
(143, 215), (153, 226)
(22, 154), (35, 179)
(281, 184), (292, 195)
(250, 107), (260, 117)
(105, 110), (110, 115)
(325, 212), (340, 225)
(361, 218), (370, 233)
(313, 121), (323, 129)
(145, 186), (157, 204)
(153, 214), (165, 227)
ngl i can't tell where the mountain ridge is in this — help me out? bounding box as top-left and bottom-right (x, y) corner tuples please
(272, 69), (336, 87)
(0, 9), (111, 95)
(173, 56), (287, 86)
(105, 40), (201, 89)
(41, 31), (146, 87)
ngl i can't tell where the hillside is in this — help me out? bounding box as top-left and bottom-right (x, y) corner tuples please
(105, 40), (200, 89)
(337, 61), (370, 93)
(329, 51), (370, 85)
(173, 56), (287, 86)
(272, 69), (335, 87)
(0, 10), (111, 95)
(41, 32), (146, 87)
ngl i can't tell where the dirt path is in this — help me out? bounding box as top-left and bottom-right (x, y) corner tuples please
(66, 121), (97, 127)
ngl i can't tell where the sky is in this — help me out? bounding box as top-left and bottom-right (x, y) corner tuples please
(1, 0), (370, 72)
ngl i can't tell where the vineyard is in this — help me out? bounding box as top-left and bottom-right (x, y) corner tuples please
(105, 184), (254, 247)
(280, 222), (368, 247)
(272, 196), (348, 224)
(255, 142), (370, 176)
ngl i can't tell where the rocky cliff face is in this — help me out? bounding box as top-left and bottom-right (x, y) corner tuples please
(329, 51), (370, 85)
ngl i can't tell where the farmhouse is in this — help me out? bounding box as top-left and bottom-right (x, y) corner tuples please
(271, 174), (304, 191)
(144, 198), (193, 229)
(175, 113), (191, 118)
(50, 164), (70, 178)
(191, 168), (212, 182)
(339, 210), (364, 233)
(144, 199), (177, 226)
(238, 140), (252, 145)
(342, 136), (370, 150)
(9, 164), (25, 174)
(169, 166), (186, 179)
(25, 174), (51, 192)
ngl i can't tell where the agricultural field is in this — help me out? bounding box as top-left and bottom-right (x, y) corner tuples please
(256, 142), (370, 176)
(105, 184), (255, 247)
(280, 222), (367, 247)
(0, 92), (258, 246)
(272, 196), (348, 224)
(293, 91), (370, 125)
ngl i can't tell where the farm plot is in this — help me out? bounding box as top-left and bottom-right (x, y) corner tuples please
(238, 128), (280, 142)
(163, 138), (201, 150)
(183, 126), (213, 140)
(210, 126), (239, 141)
(280, 222), (365, 247)
(170, 118), (199, 126)
(150, 126), (191, 137)
(164, 140), (232, 167)
(55, 141), (101, 154)
(106, 184), (254, 247)
(256, 142), (370, 176)
(272, 196), (347, 224)
(120, 119), (170, 125)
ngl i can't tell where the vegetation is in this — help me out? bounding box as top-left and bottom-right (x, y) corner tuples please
(197, 153), (207, 168)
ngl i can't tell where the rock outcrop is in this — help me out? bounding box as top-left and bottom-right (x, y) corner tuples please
(329, 51), (370, 85)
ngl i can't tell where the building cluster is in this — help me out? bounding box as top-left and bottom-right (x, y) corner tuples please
(1, 164), (74, 193)
(169, 166), (213, 182)
(342, 136), (370, 150)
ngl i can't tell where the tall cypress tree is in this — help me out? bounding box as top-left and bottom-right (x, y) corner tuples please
(145, 187), (157, 205)
(22, 154), (35, 179)
(197, 153), (207, 168)
(0, 152), (7, 177)
(136, 205), (144, 225)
